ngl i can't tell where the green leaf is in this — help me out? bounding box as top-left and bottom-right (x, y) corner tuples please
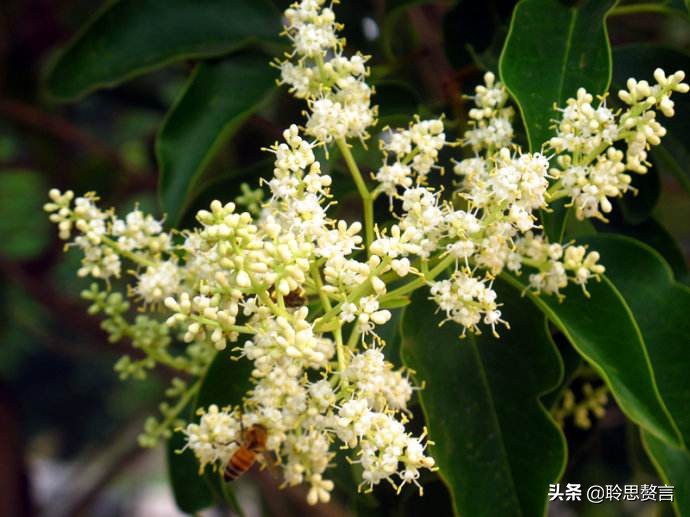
(602, 236), (690, 506)
(177, 159), (271, 229)
(156, 53), (276, 224)
(167, 431), (214, 514)
(377, 307), (404, 367)
(45, 0), (281, 101)
(0, 169), (51, 259)
(401, 282), (566, 516)
(499, 0), (616, 151)
(541, 335), (583, 411)
(580, 235), (690, 447)
(654, 140), (690, 195)
(612, 44), (690, 195)
(617, 166), (661, 224)
(500, 270), (680, 447)
(541, 200), (569, 243)
(563, 212), (597, 240)
(643, 431), (690, 516)
(194, 352), (253, 412)
(595, 218), (689, 284)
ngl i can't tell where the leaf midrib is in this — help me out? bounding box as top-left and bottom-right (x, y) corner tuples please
(555, 8), (578, 105)
(468, 335), (524, 514)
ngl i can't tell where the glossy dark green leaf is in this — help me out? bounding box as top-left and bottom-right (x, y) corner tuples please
(500, 0), (616, 151)
(45, 0), (281, 100)
(668, 0), (690, 15)
(541, 333), (583, 411)
(178, 159), (272, 229)
(541, 200), (569, 243)
(194, 351), (253, 412)
(612, 45), (690, 195)
(167, 431), (214, 514)
(642, 431), (690, 516)
(563, 213), (597, 240)
(500, 269), (680, 447)
(0, 169), (51, 259)
(157, 54), (276, 224)
(401, 282), (566, 516)
(617, 166), (661, 224)
(580, 235), (690, 447)
(377, 307), (403, 368)
(595, 218), (689, 284)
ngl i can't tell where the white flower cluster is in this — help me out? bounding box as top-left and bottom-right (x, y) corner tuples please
(45, 190), (120, 278)
(184, 405), (242, 470)
(171, 119), (435, 501)
(549, 70), (689, 220)
(279, 0), (376, 143)
(444, 69), (685, 297)
(45, 0), (687, 507)
(464, 71), (515, 152)
(44, 190), (173, 283)
(511, 233), (605, 297)
(375, 118), (446, 197)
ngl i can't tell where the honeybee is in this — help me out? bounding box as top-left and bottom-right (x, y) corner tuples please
(224, 424), (268, 481)
(269, 287), (307, 308)
(283, 288), (307, 308)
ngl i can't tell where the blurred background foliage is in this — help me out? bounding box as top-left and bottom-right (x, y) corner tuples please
(0, 0), (689, 516)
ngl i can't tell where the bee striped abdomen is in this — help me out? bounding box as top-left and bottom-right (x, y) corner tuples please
(224, 448), (256, 481)
(224, 424), (267, 482)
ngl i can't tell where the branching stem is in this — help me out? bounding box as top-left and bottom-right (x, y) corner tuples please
(336, 138), (375, 253)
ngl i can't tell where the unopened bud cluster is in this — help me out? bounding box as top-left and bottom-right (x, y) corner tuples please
(554, 383), (609, 430)
(44, 0), (686, 506)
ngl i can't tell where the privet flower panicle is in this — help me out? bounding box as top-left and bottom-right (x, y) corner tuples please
(45, 0), (686, 506)
(463, 71), (515, 151)
(279, 0), (376, 144)
(376, 118), (446, 197)
(548, 69), (689, 220)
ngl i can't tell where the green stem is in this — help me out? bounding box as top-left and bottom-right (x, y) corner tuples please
(581, 141), (611, 167)
(520, 258), (543, 270)
(311, 262), (332, 312)
(101, 235), (157, 268)
(381, 254), (455, 301)
(336, 138), (374, 252)
(547, 189), (570, 202)
(135, 341), (188, 372)
(220, 480), (245, 516)
(313, 258), (391, 332)
(346, 326), (361, 349)
(334, 325), (348, 388)
(150, 380), (201, 438)
(189, 315), (255, 335)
